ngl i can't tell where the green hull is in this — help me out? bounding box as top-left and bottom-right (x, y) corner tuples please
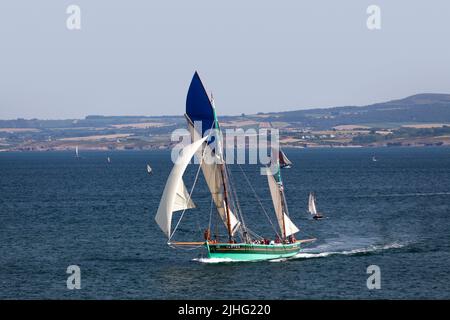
(206, 241), (301, 262)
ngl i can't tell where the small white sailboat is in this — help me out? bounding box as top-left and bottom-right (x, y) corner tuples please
(308, 192), (323, 220)
(372, 156), (377, 162)
(279, 149), (292, 169)
(107, 157), (111, 163)
(146, 164), (152, 174)
(75, 146), (79, 159)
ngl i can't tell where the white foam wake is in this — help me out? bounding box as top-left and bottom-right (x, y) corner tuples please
(192, 242), (407, 263)
(291, 242), (406, 260)
(192, 257), (235, 264)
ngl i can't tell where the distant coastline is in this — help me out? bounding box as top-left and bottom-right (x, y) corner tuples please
(1, 93), (450, 152)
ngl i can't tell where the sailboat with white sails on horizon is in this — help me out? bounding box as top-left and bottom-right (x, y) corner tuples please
(308, 192), (324, 220)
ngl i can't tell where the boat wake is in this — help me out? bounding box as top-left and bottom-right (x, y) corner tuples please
(289, 241), (407, 260)
(193, 241), (408, 263)
(193, 257), (240, 264)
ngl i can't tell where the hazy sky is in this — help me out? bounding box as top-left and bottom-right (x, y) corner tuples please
(1, 1), (449, 119)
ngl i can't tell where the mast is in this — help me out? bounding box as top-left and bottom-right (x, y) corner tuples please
(185, 72), (242, 240)
(220, 166), (233, 242)
(267, 148), (299, 239)
(211, 95), (233, 242)
(276, 162), (287, 239)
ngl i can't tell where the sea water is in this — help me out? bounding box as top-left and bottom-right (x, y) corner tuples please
(0, 147), (449, 299)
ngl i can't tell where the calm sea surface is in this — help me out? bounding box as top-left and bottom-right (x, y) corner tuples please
(0, 147), (449, 299)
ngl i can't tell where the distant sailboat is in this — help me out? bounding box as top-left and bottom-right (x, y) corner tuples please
(308, 192), (323, 220)
(268, 122), (292, 169)
(372, 156), (377, 162)
(75, 146), (79, 159)
(107, 157), (111, 163)
(146, 164), (152, 174)
(279, 149), (292, 169)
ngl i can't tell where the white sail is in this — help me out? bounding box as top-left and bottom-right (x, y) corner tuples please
(266, 169), (299, 237)
(280, 150), (292, 166)
(201, 158), (241, 235)
(147, 164), (152, 174)
(75, 146), (79, 157)
(308, 192), (317, 215)
(187, 120), (241, 236)
(155, 137), (207, 238)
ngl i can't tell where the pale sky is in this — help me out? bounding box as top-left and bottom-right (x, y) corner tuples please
(0, 0), (449, 119)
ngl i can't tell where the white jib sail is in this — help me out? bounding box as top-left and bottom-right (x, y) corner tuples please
(155, 136), (207, 238)
(266, 170), (299, 237)
(308, 193), (317, 215)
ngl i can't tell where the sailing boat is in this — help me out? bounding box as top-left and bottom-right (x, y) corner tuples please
(279, 149), (292, 169)
(75, 146), (79, 159)
(154, 72), (315, 262)
(146, 164), (152, 174)
(107, 156), (111, 163)
(308, 192), (323, 220)
(372, 156), (377, 162)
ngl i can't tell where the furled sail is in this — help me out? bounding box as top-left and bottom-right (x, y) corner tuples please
(266, 171), (299, 237)
(308, 192), (317, 215)
(155, 136), (207, 238)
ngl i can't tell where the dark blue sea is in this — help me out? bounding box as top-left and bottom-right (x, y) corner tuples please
(0, 147), (449, 299)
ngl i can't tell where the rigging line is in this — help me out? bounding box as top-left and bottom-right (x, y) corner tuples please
(169, 135), (210, 241)
(245, 227), (263, 240)
(225, 164), (247, 241)
(208, 192), (213, 230)
(238, 164), (281, 238)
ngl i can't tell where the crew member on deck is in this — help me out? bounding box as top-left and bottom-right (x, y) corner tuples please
(203, 229), (211, 241)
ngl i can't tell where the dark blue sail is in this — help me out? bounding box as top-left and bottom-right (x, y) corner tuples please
(186, 71), (215, 137)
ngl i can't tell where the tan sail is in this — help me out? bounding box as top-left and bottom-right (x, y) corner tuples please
(266, 169), (299, 237)
(155, 136), (207, 238)
(186, 118), (241, 236)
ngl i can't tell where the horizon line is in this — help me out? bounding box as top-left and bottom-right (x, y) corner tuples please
(1, 92), (449, 121)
